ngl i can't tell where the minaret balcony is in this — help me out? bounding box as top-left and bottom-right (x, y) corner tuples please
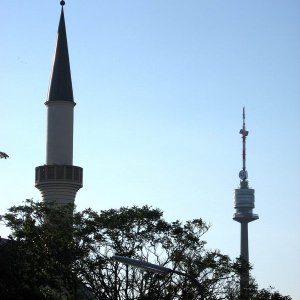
(35, 165), (83, 186)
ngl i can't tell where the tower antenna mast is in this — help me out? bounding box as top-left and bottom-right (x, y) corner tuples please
(239, 107), (249, 186)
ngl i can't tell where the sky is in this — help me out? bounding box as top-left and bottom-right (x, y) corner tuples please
(0, 0), (299, 298)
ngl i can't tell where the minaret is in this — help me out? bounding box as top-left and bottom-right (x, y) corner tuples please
(35, 1), (82, 206)
(233, 107), (258, 295)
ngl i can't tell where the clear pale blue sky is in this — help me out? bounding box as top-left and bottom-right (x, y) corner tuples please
(1, 0), (299, 298)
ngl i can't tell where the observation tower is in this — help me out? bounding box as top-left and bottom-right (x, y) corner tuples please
(233, 108), (258, 295)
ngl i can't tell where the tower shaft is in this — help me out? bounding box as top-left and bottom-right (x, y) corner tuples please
(46, 101), (75, 165)
(240, 222), (249, 262)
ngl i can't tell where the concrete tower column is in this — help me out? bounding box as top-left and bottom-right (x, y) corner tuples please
(240, 222), (249, 262)
(35, 2), (82, 206)
(233, 108), (258, 298)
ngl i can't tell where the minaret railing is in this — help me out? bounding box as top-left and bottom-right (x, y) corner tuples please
(35, 165), (83, 184)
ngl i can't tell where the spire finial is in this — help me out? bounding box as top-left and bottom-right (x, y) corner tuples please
(60, 0), (65, 6)
(238, 107), (249, 186)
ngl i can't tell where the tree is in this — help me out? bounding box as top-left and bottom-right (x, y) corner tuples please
(72, 205), (241, 299)
(0, 200), (292, 300)
(0, 200), (76, 299)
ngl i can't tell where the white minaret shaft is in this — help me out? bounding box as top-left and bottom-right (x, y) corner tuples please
(35, 2), (82, 206)
(46, 100), (75, 165)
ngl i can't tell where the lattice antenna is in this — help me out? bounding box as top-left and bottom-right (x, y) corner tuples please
(238, 107), (249, 187)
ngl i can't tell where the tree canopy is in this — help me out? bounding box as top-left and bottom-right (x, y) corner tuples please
(0, 200), (292, 300)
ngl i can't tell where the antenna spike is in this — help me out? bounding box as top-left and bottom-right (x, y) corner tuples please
(238, 107), (249, 186)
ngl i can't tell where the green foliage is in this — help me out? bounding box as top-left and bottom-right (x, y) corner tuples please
(248, 285), (292, 300)
(0, 200), (76, 299)
(0, 200), (292, 300)
(72, 205), (242, 299)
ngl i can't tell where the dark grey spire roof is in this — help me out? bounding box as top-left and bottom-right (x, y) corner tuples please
(47, 5), (74, 102)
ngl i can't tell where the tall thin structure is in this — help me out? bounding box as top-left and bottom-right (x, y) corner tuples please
(233, 107), (258, 295)
(35, 1), (83, 205)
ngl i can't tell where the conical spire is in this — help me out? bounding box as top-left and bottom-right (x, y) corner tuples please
(47, 2), (74, 102)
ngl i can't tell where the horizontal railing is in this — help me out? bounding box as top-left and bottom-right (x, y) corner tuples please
(35, 165), (83, 184)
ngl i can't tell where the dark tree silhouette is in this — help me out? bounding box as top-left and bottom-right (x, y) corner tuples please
(0, 200), (292, 300)
(0, 151), (9, 159)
